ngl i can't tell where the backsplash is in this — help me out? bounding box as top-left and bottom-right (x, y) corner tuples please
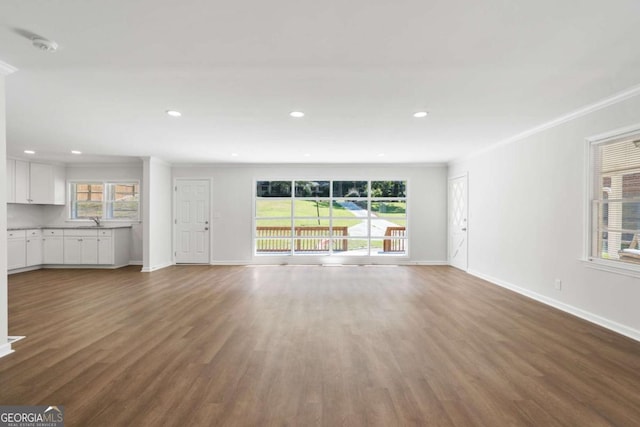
(7, 204), (65, 228)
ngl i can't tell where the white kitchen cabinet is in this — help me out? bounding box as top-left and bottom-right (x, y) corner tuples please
(98, 235), (113, 264)
(9, 227), (131, 270)
(8, 230), (26, 270)
(29, 163), (66, 205)
(14, 160), (30, 204)
(25, 229), (43, 267)
(42, 229), (64, 264)
(64, 231), (99, 265)
(6, 159), (15, 203)
(63, 236), (81, 264)
(8, 160), (66, 205)
(82, 237), (99, 264)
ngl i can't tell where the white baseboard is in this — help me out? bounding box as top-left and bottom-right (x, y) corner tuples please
(8, 265), (42, 275)
(410, 260), (449, 265)
(44, 264), (129, 270)
(128, 260), (143, 265)
(0, 342), (13, 359)
(141, 262), (173, 272)
(468, 269), (640, 343)
(209, 260), (448, 266)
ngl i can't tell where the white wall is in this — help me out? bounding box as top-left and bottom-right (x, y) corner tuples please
(449, 93), (640, 340)
(0, 73), (9, 356)
(171, 164), (448, 264)
(142, 157), (173, 271)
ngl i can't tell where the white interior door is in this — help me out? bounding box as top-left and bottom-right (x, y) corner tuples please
(449, 174), (468, 271)
(175, 179), (210, 263)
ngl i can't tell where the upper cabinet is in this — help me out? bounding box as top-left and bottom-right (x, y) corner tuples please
(7, 159), (66, 205)
(6, 158), (15, 202)
(14, 160), (29, 203)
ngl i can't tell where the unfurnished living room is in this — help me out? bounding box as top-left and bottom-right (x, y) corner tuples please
(1, 1), (640, 426)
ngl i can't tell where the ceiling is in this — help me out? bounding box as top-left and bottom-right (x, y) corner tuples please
(1, 0), (639, 165)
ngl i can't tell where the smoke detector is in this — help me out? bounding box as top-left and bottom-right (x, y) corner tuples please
(32, 38), (58, 52)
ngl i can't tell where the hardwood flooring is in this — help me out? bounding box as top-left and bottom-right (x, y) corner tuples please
(1, 265), (640, 426)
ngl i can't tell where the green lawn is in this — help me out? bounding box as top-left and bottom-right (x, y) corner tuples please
(257, 199), (405, 217)
(256, 199), (405, 228)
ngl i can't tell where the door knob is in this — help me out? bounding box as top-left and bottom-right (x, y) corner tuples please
(461, 228), (467, 231)
(205, 227), (209, 231)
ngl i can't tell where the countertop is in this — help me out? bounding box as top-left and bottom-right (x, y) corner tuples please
(8, 225), (133, 231)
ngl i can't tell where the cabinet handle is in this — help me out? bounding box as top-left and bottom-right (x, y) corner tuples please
(78, 239), (83, 242)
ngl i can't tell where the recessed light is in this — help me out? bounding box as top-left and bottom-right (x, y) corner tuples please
(377, 153), (385, 157)
(413, 111), (428, 118)
(303, 153), (311, 157)
(71, 150), (82, 155)
(166, 110), (182, 117)
(24, 150), (35, 154)
(290, 111), (305, 118)
(231, 153), (239, 157)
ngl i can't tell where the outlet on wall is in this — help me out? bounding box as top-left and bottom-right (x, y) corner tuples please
(554, 279), (562, 291)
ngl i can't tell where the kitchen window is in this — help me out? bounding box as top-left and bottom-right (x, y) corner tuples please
(69, 181), (140, 220)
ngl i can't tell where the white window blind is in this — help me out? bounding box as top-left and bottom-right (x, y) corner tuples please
(591, 135), (640, 264)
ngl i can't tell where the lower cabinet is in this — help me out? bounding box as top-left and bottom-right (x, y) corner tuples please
(8, 227), (131, 271)
(8, 229), (42, 269)
(8, 230), (27, 270)
(63, 235), (98, 264)
(98, 236), (113, 265)
(60, 228), (128, 266)
(25, 229), (43, 266)
(43, 229), (64, 264)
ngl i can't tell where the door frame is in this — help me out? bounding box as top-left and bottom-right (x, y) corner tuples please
(173, 177), (213, 264)
(448, 172), (469, 271)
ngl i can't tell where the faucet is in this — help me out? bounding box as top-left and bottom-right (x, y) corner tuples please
(90, 216), (102, 227)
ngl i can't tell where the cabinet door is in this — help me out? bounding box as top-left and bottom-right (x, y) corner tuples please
(8, 238), (27, 269)
(14, 160), (30, 204)
(53, 165), (66, 205)
(6, 159), (15, 203)
(64, 237), (83, 264)
(82, 237), (99, 264)
(26, 238), (43, 266)
(97, 236), (113, 264)
(29, 163), (54, 204)
(43, 237), (64, 264)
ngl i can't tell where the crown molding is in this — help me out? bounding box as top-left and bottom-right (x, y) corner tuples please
(170, 162), (447, 169)
(450, 82), (640, 166)
(0, 60), (18, 76)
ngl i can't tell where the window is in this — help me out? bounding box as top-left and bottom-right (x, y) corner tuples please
(255, 180), (407, 256)
(590, 133), (640, 266)
(70, 182), (140, 220)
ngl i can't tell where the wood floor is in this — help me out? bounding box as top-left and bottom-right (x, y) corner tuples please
(1, 265), (640, 426)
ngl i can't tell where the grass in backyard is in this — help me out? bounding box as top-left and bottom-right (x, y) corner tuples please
(257, 200), (357, 218)
(257, 200), (406, 229)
